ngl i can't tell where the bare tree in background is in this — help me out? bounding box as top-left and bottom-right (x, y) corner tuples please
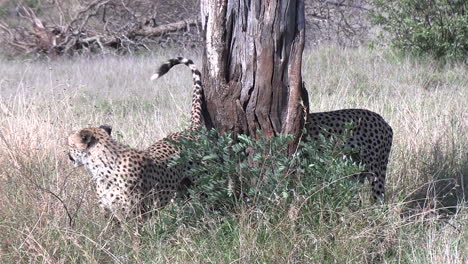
(0, 0), (201, 56)
(305, 0), (370, 47)
(200, 0), (309, 151)
(0, 0), (372, 56)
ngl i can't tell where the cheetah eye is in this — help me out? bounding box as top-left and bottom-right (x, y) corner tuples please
(79, 130), (95, 147)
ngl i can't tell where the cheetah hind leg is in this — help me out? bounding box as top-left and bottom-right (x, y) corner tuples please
(346, 152), (386, 205)
(177, 177), (193, 200)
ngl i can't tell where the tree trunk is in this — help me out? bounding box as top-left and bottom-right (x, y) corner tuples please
(200, 0), (308, 149)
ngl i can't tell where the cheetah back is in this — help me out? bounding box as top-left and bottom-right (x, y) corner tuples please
(305, 109), (393, 201)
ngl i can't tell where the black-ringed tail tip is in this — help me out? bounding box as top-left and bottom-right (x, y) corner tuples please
(150, 57), (201, 82)
(150, 57), (204, 129)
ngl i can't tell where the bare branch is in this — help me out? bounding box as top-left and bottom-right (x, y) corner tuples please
(134, 19), (199, 37)
(0, 0), (201, 57)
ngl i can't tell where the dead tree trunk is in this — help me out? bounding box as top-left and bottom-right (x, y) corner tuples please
(200, 0), (308, 149)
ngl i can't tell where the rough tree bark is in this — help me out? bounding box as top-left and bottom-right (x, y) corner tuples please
(200, 0), (309, 149)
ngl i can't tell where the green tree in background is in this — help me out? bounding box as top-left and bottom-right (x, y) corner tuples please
(371, 0), (468, 61)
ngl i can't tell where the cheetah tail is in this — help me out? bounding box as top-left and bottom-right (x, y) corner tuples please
(151, 57), (203, 129)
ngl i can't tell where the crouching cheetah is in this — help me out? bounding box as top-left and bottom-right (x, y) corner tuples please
(67, 57), (202, 221)
(306, 109), (393, 201)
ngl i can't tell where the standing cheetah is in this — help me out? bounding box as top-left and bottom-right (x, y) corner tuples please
(306, 109), (393, 201)
(67, 57), (203, 221)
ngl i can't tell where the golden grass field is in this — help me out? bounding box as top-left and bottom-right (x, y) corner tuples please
(0, 46), (466, 263)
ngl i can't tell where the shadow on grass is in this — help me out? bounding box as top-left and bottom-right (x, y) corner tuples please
(405, 142), (467, 216)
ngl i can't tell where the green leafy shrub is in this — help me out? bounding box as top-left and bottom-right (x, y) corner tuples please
(370, 0), (468, 61)
(168, 128), (364, 224)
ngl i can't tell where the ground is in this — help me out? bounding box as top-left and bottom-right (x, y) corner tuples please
(0, 46), (466, 263)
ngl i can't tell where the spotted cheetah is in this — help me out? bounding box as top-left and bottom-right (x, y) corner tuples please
(67, 57), (203, 221)
(305, 109), (393, 201)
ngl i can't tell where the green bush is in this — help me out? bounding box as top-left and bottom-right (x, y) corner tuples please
(370, 0), (468, 61)
(168, 128), (364, 224)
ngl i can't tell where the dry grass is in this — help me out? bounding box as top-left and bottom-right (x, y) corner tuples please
(0, 47), (466, 263)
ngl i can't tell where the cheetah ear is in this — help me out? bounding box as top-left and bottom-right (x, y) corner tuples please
(99, 125), (112, 135)
(79, 130), (96, 148)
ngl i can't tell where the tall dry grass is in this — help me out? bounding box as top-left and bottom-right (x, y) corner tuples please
(0, 47), (466, 263)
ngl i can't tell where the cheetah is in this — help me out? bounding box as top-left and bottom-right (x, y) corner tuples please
(67, 57), (203, 221)
(305, 109), (393, 201)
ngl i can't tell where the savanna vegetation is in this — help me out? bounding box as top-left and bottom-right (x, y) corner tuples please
(0, 46), (466, 263)
(1, 0), (467, 263)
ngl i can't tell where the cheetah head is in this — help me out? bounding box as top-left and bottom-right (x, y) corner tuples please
(67, 125), (112, 167)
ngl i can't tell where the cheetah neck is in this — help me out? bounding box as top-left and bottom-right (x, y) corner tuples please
(84, 141), (132, 183)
